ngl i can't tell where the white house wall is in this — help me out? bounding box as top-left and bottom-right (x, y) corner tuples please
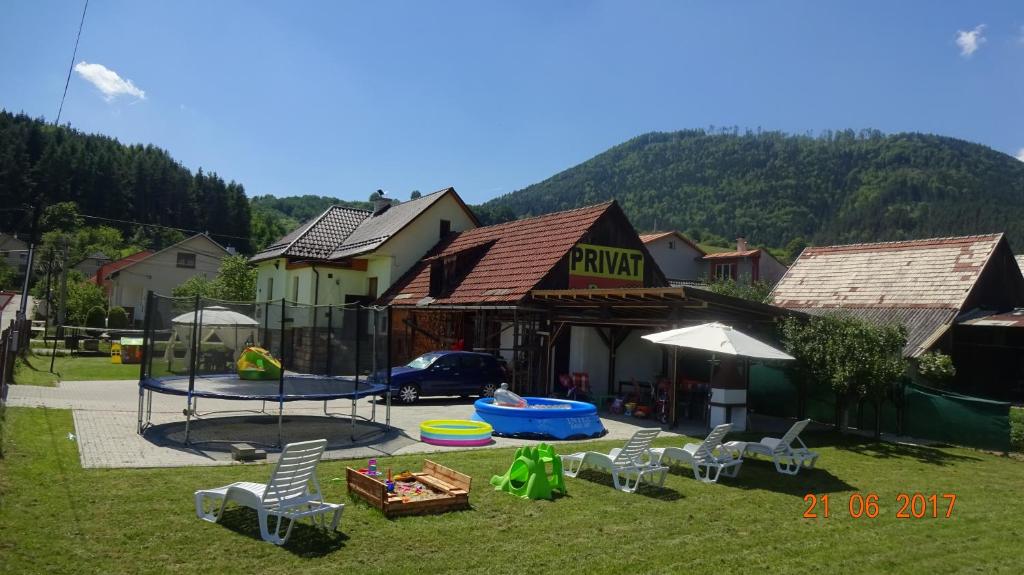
(109, 235), (227, 321)
(568, 326), (609, 395)
(613, 331), (664, 390)
(645, 236), (703, 281)
(373, 193), (477, 284)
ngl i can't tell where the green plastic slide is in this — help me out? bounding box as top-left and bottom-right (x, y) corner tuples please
(490, 443), (566, 500)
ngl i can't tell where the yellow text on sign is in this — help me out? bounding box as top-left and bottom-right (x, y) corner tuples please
(569, 243), (644, 281)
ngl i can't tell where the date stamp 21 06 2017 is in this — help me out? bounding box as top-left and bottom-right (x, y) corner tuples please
(803, 493), (957, 519)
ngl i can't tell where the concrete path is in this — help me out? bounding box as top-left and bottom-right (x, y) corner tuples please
(7, 380), (700, 469)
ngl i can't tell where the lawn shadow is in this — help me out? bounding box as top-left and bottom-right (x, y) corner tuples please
(570, 469), (683, 501)
(830, 436), (982, 467)
(216, 507), (347, 557)
(722, 458), (856, 496)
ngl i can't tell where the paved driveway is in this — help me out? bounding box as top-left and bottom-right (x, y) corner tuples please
(7, 380), (697, 469)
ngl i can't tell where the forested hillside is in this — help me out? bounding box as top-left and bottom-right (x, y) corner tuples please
(484, 129), (1024, 254)
(0, 111), (251, 252)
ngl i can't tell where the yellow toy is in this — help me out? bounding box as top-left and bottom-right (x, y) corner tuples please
(236, 346), (282, 380)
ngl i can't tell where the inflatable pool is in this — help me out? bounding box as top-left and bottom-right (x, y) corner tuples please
(420, 419), (494, 447)
(472, 397), (607, 440)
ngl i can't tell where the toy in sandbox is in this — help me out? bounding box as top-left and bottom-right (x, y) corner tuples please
(420, 419), (493, 447)
(236, 346), (282, 380)
(346, 460), (472, 517)
(490, 443), (566, 500)
(473, 383), (606, 440)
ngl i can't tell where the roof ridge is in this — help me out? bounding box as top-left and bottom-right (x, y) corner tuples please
(805, 233), (1003, 252)
(471, 200), (614, 231)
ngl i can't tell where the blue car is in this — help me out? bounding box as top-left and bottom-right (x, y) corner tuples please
(386, 351), (506, 404)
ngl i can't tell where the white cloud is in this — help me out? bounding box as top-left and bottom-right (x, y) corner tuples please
(955, 25), (986, 57)
(73, 61), (146, 101)
(1015, 148), (1024, 162)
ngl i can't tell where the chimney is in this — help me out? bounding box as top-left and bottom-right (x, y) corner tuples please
(372, 189), (391, 216)
(736, 237), (748, 252)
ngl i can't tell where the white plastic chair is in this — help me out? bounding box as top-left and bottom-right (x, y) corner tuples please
(194, 439), (343, 545)
(649, 423), (742, 483)
(743, 419), (819, 475)
(562, 429), (668, 493)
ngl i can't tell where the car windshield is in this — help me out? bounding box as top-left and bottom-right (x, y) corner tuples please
(407, 353), (442, 369)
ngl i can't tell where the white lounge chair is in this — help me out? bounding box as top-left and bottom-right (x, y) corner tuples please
(562, 429), (668, 493)
(743, 419), (819, 475)
(194, 439), (343, 545)
(649, 423), (742, 483)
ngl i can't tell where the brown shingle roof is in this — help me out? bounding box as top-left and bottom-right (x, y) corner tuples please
(379, 202), (614, 305)
(638, 231), (705, 255)
(772, 234), (1002, 310)
(702, 249), (761, 260)
(771, 233), (1005, 357)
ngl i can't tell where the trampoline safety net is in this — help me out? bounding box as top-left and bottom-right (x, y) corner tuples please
(137, 292), (391, 446)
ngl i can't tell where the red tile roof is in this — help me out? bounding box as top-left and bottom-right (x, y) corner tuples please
(380, 202), (614, 305)
(90, 250), (154, 285)
(701, 249), (761, 260)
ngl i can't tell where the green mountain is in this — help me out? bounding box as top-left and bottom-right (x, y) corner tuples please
(483, 129), (1024, 256)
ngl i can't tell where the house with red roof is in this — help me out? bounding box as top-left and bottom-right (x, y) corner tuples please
(700, 237), (788, 286)
(380, 201), (795, 401)
(772, 233), (1024, 400)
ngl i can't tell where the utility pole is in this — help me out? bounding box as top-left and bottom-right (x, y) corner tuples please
(58, 236), (69, 328)
(17, 203), (41, 322)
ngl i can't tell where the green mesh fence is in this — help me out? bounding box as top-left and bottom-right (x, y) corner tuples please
(904, 384), (1011, 452)
(750, 367), (1009, 451)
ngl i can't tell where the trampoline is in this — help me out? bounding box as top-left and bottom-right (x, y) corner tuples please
(136, 293), (392, 447)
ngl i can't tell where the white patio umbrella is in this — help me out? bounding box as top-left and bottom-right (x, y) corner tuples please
(641, 322), (794, 361)
(641, 322), (794, 426)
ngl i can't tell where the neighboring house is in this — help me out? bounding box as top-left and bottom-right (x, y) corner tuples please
(700, 238), (788, 286)
(0, 233), (29, 279)
(772, 233), (1024, 400)
(639, 231), (706, 285)
(93, 234), (230, 324)
(249, 187), (479, 307)
(73, 251), (110, 278)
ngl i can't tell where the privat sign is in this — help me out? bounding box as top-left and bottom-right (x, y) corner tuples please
(569, 243), (644, 289)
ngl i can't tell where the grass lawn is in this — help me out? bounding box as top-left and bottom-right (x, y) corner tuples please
(13, 354), (142, 386)
(2, 409), (1023, 574)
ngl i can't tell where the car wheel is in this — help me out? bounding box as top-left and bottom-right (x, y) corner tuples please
(397, 384), (420, 404)
(480, 382), (498, 398)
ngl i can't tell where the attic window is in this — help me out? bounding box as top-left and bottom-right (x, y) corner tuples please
(440, 219), (451, 239)
(176, 253), (196, 268)
(668, 240), (675, 249)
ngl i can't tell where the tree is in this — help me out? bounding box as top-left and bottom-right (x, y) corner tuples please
(85, 306), (106, 328)
(64, 273), (107, 326)
(781, 314), (907, 437)
(171, 255), (256, 301)
(40, 201), (83, 233)
(410, 190), (421, 200)
(0, 261), (15, 291)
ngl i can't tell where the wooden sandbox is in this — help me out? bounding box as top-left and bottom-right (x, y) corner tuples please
(345, 460), (472, 518)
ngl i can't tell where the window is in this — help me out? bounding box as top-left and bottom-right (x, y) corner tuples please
(460, 355), (482, 369)
(440, 219), (451, 239)
(668, 241), (675, 249)
(176, 253), (196, 268)
(713, 263), (736, 280)
(367, 277), (379, 298)
(266, 277), (274, 300)
(291, 276), (300, 301)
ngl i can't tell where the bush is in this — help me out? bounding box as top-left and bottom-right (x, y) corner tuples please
(917, 351), (956, 388)
(85, 306), (106, 328)
(1011, 407), (1024, 453)
(106, 307), (129, 329)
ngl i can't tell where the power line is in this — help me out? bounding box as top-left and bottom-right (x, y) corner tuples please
(56, 0), (89, 125)
(79, 214), (250, 242)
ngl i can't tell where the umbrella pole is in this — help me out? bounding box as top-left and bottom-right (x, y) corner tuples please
(706, 352), (716, 431)
(670, 347), (677, 427)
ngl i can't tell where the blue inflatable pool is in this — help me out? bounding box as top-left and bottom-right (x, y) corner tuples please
(472, 397), (607, 440)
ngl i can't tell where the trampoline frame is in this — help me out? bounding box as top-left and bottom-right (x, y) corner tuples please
(136, 293), (393, 447)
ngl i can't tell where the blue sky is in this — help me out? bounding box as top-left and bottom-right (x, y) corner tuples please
(1, 1), (1022, 205)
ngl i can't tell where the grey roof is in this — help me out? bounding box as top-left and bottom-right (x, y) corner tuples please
(329, 189), (452, 259)
(785, 306), (957, 358)
(250, 188), (461, 264)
